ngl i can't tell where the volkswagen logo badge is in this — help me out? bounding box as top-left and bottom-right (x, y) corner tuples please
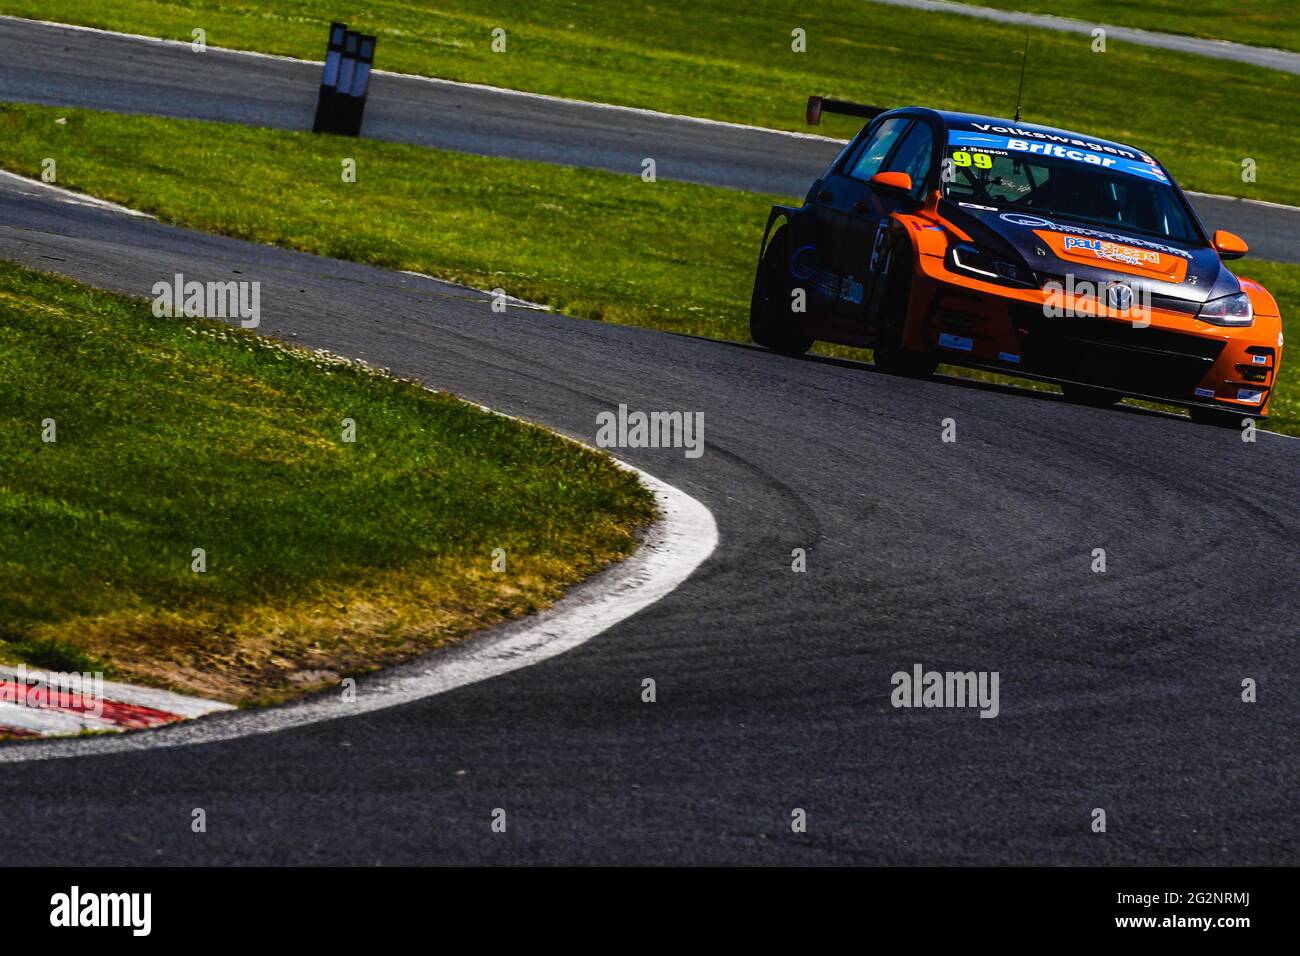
(1105, 282), (1135, 312)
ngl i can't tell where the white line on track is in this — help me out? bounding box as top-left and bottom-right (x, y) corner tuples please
(6, 121), (1293, 225)
(398, 270), (552, 311)
(9, 16), (1300, 214)
(1183, 190), (1300, 212)
(863, 0), (1300, 75)
(0, 700), (107, 735)
(0, 169), (155, 219)
(0, 15), (843, 144)
(0, 459), (718, 763)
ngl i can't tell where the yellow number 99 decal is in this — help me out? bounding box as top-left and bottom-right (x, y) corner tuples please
(951, 150), (993, 170)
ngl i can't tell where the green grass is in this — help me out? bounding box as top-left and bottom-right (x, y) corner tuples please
(2, 101), (1296, 436)
(0, 103), (772, 339)
(950, 0), (1300, 53)
(10, 0), (1299, 204)
(0, 630), (104, 675)
(0, 259), (655, 702)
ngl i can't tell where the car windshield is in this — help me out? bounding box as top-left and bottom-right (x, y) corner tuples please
(940, 135), (1202, 245)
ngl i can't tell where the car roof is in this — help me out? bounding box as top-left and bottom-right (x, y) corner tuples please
(904, 108), (1152, 161)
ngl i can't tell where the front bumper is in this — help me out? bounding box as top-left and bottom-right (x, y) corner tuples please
(910, 255), (1280, 415)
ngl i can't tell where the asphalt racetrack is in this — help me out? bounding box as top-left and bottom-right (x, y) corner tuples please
(2, 166), (1300, 868)
(0, 167), (1296, 863)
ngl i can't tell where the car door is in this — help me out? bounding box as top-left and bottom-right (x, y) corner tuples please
(806, 116), (911, 317)
(855, 118), (936, 322)
(825, 116), (934, 320)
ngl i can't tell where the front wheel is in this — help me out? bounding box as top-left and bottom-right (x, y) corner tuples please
(872, 240), (937, 378)
(750, 225), (813, 357)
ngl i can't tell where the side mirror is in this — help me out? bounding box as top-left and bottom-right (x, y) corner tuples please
(869, 171), (913, 196)
(806, 96), (823, 126)
(1214, 229), (1248, 260)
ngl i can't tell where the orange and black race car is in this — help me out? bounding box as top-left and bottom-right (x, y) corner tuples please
(750, 98), (1284, 425)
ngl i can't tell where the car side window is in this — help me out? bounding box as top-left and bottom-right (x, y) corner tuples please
(884, 121), (934, 199)
(847, 118), (911, 182)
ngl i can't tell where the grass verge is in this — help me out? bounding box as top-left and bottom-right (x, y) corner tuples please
(6, 0), (1299, 204)
(0, 102), (1294, 436)
(0, 259), (656, 704)
(0, 103), (774, 338)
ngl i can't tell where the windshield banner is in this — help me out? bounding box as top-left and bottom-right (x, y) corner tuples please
(948, 131), (1169, 184)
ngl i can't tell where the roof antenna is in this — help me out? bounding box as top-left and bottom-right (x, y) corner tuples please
(1013, 33), (1029, 121)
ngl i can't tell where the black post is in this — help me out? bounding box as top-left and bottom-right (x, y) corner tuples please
(312, 23), (376, 137)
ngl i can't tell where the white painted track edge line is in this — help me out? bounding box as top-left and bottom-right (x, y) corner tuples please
(0, 169), (156, 219)
(861, 0), (1300, 63)
(92, 679), (235, 716)
(1184, 190), (1300, 212)
(0, 15), (842, 143)
(398, 270), (552, 311)
(3, 124), (1293, 218)
(0, 700), (122, 734)
(8, 17), (1300, 209)
(0, 460), (718, 762)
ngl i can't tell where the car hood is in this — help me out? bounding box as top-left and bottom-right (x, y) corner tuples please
(939, 201), (1238, 307)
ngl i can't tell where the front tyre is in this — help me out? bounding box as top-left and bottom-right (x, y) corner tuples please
(872, 239), (938, 378)
(750, 225), (813, 357)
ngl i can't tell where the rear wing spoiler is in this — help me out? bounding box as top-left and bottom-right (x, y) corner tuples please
(806, 96), (888, 125)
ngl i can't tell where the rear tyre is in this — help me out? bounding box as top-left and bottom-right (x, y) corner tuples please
(1189, 406), (1249, 428)
(1061, 382), (1123, 407)
(872, 240), (938, 378)
(750, 225), (813, 357)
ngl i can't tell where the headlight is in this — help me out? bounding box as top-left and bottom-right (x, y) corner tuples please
(948, 243), (1035, 287)
(1198, 291), (1253, 326)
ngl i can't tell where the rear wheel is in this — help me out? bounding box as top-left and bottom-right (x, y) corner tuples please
(872, 240), (937, 378)
(1061, 382), (1123, 407)
(750, 225), (813, 357)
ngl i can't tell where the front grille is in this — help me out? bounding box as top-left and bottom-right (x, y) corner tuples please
(935, 310), (977, 334)
(1148, 293), (1202, 316)
(1032, 274), (1201, 316)
(1012, 307), (1225, 398)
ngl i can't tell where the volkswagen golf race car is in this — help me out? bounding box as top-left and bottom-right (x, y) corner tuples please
(750, 98), (1284, 425)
